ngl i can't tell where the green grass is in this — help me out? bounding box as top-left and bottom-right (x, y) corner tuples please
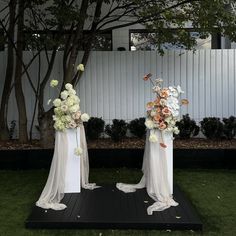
(0, 168), (236, 236)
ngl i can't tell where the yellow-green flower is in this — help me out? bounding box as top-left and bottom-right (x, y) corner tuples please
(50, 80), (58, 87)
(74, 147), (83, 156)
(77, 64), (84, 71)
(149, 133), (158, 142)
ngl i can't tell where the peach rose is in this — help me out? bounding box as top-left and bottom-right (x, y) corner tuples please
(154, 114), (164, 124)
(159, 121), (167, 130)
(157, 107), (161, 113)
(154, 97), (161, 105)
(162, 107), (171, 116)
(160, 88), (170, 98)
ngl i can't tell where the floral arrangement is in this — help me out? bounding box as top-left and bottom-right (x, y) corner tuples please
(143, 73), (188, 146)
(49, 64), (88, 156)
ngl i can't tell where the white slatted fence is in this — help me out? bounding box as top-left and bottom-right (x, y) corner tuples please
(0, 50), (235, 138)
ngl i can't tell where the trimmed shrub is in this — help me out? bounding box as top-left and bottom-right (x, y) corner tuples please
(176, 114), (199, 139)
(85, 117), (105, 140)
(200, 117), (223, 139)
(105, 119), (128, 142)
(128, 117), (146, 138)
(222, 116), (236, 140)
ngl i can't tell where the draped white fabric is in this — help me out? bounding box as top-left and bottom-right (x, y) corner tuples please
(36, 125), (99, 210)
(116, 129), (178, 215)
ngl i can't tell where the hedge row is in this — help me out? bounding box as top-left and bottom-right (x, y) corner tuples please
(84, 115), (236, 142)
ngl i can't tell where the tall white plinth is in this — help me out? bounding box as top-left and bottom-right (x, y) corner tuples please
(164, 132), (173, 194)
(64, 128), (81, 193)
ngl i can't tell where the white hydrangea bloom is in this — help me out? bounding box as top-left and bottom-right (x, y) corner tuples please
(54, 120), (65, 131)
(70, 95), (80, 103)
(60, 90), (69, 100)
(54, 107), (63, 116)
(69, 104), (80, 113)
(173, 127), (180, 134)
(68, 89), (76, 95)
(66, 97), (74, 107)
(166, 97), (179, 110)
(149, 133), (158, 142)
(81, 113), (90, 122)
(145, 119), (154, 129)
(65, 115), (72, 123)
(172, 110), (179, 117)
(65, 83), (73, 90)
(53, 98), (62, 107)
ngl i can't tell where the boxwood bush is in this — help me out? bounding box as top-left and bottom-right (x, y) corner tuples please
(222, 116), (236, 140)
(85, 117), (105, 140)
(105, 119), (128, 142)
(128, 117), (146, 138)
(176, 114), (200, 139)
(200, 117), (224, 139)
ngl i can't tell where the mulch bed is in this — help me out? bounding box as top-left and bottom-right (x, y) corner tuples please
(0, 138), (236, 150)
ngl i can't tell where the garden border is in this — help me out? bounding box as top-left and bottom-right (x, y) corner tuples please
(0, 148), (235, 169)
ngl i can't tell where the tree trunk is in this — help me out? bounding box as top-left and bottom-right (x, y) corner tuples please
(14, 0), (28, 142)
(71, 0), (103, 86)
(38, 108), (55, 148)
(64, 0), (89, 83)
(38, 48), (57, 148)
(0, 0), (16, 140)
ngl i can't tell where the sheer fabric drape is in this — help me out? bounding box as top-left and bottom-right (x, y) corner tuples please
(117, 129), (178, 215)
(36, 125), (99, 210)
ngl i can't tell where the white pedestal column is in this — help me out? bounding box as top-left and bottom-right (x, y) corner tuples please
(164, 132), (173, 194)
(64, 128), (81, 193)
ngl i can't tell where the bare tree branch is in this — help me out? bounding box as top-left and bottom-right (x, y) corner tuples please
(98, 0), (198, 32)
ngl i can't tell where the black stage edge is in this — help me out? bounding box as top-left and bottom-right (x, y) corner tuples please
(1, 148), (236, 169)
(26, 185), (202, 230)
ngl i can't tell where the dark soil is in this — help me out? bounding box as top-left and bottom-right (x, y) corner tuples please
(0, 138), (236, 150)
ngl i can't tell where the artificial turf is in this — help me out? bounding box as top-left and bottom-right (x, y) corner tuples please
(0, 168), (235, 236)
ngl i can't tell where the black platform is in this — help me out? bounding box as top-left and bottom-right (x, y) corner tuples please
(26, 185), (202, 230)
